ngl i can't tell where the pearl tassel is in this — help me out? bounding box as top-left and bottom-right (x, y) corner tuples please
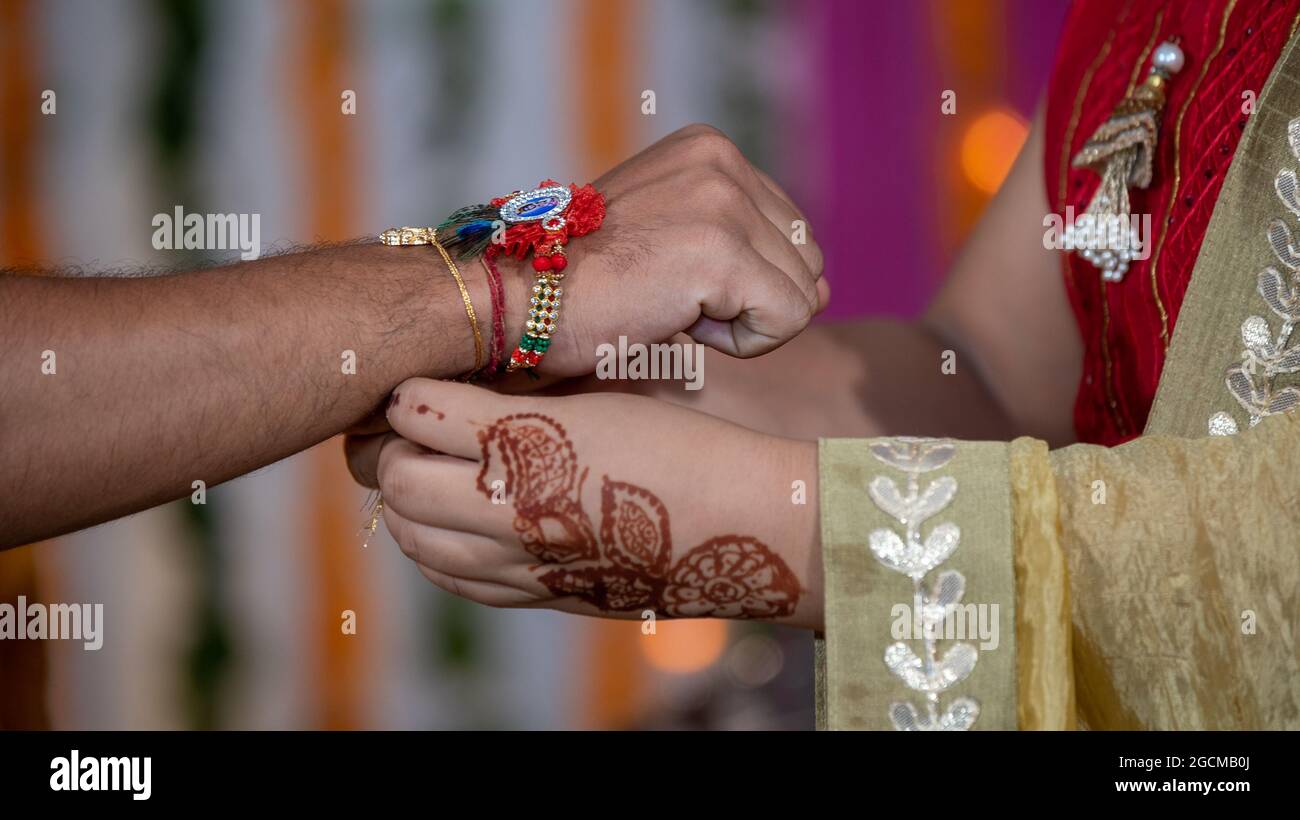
(1065, 40), (1185, 283)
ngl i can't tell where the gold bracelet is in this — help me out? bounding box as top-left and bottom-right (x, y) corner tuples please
(378, 226), (484, 376)
(431, 236), (484, 376)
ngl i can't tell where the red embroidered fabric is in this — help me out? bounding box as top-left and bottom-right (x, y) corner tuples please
(1045, 0), (1300, 445)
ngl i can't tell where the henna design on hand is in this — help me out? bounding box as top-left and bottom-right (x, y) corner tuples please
(475, 413), (597, 563)
(662, 536), (802, 619)
(600, 479), (672, 576)
(475, 414), (800, 619)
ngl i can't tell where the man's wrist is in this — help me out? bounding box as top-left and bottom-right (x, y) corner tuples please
(381, 244), (543, 380)
(358, 242), (478, 379)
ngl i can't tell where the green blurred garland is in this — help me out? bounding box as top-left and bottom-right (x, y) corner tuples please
(147, 0), (232, 730)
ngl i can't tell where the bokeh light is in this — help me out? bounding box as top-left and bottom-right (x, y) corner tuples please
(726, 633), (785, 688)
(641, 620), (729, 675)
(961, 108), (1029, 194)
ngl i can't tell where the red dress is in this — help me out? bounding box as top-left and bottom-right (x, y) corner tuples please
(1046, 0), (1300, 445)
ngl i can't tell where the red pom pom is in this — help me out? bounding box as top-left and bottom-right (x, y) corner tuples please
(532, 256), (553, 272)
(550, 254), (567, 272)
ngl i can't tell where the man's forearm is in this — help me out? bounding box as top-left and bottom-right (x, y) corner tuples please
(1, 242), (516, 548)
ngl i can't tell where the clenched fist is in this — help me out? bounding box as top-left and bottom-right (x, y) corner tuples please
(492, 123), (827, 376)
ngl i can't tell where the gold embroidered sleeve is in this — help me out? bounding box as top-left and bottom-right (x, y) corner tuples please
(817, 412), (1300, 730)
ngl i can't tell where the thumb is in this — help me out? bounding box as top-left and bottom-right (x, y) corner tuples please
(343, 432), (392, 489)
(385, 377), (509, 459)
(690, 253), (812, 357)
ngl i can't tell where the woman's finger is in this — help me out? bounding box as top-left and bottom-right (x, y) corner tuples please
(382, 503), (534, 585)
(376, 435), (517, 539)
(413, 563), (544, 608)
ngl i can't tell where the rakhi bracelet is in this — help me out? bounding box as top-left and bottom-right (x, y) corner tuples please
(510, 246), (563, 371)
(382, 179), (605, 376)
(435, 180), (605, 374)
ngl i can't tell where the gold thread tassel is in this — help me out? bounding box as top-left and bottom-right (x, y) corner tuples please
(1065, 40), (1185, 282)
(360, 492), (384, 549)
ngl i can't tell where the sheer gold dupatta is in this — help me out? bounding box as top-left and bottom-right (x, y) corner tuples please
(1057, 22), (1300, 730)
(817, 29), (1300, 731)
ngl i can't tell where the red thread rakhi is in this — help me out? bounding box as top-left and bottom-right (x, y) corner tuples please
(432, 180), (606, 374)
(434, 180), (606, 264)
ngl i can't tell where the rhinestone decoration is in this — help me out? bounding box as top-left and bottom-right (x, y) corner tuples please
(1209, 116), (1300, 435)
(500, 186), (572, 225)
(865, 437), (980, 731)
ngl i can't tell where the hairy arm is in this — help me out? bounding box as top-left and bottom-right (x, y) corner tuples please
(4, 124), (828, 549)
(0, 242), (507, 548)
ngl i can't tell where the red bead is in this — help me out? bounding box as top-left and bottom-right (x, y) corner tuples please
(550, 254), (567, 272)
(511, 349), (524, 362)
(532, 256), (552, 272)
(526, 351), (541, 366)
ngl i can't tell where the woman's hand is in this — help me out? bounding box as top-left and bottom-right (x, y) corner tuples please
(492, 123), (827, 377)
(362, 377), (824, 630)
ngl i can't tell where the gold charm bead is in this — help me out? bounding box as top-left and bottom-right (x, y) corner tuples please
(379, 226), (435, 246)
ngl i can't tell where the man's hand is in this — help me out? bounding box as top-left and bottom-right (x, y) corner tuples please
(495, 124), (826, 376)
(0, 124), (821, 550)
(360, 377), (824, 630)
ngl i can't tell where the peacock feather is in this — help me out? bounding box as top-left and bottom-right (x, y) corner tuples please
(435, 203), (501, 259)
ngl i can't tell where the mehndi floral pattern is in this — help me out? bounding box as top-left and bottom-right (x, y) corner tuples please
(475, 414), (801, 619)
(1209, 116), (1300, 436)
(865, 438), (980, 731)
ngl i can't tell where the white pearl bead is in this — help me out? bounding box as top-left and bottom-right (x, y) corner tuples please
(1153, 41), (1185, 74)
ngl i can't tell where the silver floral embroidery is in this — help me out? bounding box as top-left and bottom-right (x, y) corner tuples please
(1209, 116), (1300, 435)
(866, 437), (980, 731)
